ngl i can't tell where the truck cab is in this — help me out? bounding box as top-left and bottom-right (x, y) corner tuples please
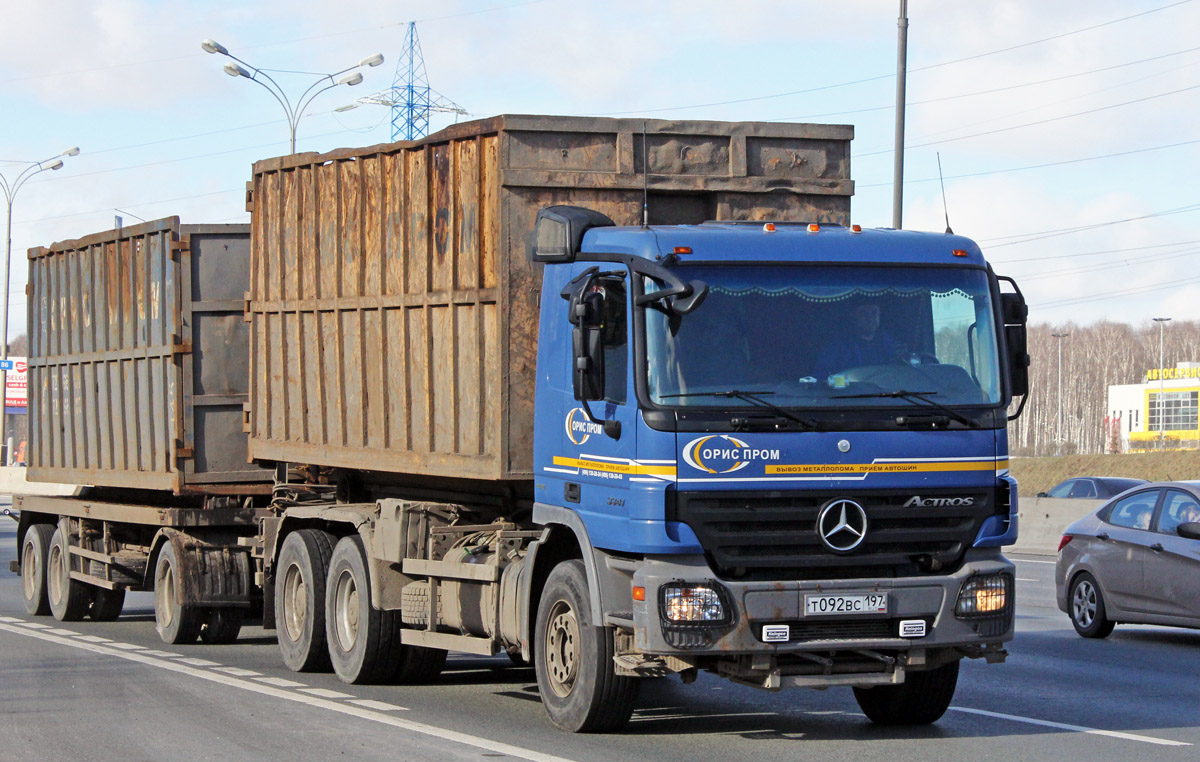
(531, 206), (1028, 727)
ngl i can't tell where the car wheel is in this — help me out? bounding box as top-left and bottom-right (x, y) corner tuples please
(1069, 572), (1115, 639)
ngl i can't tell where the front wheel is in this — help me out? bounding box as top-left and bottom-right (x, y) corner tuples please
(853, 660), (959, 725)
(1070, 572), (1115, 639)
(534, 560), (639, 732)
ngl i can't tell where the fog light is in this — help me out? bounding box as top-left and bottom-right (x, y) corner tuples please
(660, 583), (729, 623)
(956, 574), (1012, 617)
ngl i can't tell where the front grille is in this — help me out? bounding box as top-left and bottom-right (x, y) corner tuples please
(671, 488), (994, 579)
(786, 619), (892, 642)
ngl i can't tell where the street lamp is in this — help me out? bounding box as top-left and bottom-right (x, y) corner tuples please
(1153, 317), (1172, 448)
(202, 39), (384, 154)
(1051, 332), (1069, 455)
(0, 146), (80, 465)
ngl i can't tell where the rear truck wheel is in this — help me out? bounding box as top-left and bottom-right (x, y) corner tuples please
(199, 607), (245, 645)
(90, 587), (126, 621)
(853, 659), (960, 725)
(155, 541), (202, 644)
(534, 560), (639, 732)
(1070, 572), (1116, 639)
(326, 534), (402, 684)
(47, 524), (90, 622)
(275, 528), (335, 672)
(20, 523), (54, 616)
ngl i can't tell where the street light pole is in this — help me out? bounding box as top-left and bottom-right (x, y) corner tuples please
(0, 146), (80, 465)
(1052, 332), (1069, 455)
(892, 0), (908, 230)
(202, 40), (384, 153)
(1153, 317), (1172, 448)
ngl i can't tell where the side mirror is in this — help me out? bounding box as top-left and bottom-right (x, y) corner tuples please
(1036, 491), (1048, 498)
(1000, 290), (1029, 398)
(571, 290), (605, 401)
(1177, 522), (1200, 540)
(529, 206), (615, 263)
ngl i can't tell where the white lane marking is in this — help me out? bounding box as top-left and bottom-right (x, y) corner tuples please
(74, 635), (112, 643)
(19, 622), (51, 629)
(107, 642), (146, 651)
(0, 622), (578, 762)
(254, 676), (307, 688)
(1016, 578), (1037, 582)
(177, 658), (220, 667)
(0, 616), (20, 623)
(213, 667), (261, 677)
(1014, 559), (1057, 565)
(950, 707), (1191, 747)
(350, 699), (408, 712)
(300, 688), (355, 699)
(139, 650), (180, 658)
(44, 628), (78, 636)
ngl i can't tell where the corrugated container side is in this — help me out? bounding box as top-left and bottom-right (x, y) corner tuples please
(247, 115), (854, 482)
(27, 218), (271, 492)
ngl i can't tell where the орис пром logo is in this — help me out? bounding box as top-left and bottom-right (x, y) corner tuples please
(682, 435), (780, 474)
(565, 407), (604, 446)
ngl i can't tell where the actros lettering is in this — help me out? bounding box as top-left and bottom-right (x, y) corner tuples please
(904, 495), (976, 508)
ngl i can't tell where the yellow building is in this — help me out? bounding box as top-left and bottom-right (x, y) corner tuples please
(1107, 363), (1200, 452)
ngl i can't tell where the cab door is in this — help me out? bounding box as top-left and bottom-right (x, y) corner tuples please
(1141, 489), (1200, 624)
(1090, 490), (1159, 615)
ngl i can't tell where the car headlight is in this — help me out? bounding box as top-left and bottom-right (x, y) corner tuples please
(956, 573), (1012, 618)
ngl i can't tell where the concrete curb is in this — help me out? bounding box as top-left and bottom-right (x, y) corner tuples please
(1009, 496), (1104, 556)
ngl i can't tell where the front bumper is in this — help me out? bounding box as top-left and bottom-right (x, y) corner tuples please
(630, 549), (1014, 656)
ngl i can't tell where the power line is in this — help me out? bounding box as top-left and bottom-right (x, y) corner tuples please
(992, 238), (1200, 264)
(1018, 246), (1200, 282)
(980, 203), (1200, 247)
(1035, 273), (1200, 310)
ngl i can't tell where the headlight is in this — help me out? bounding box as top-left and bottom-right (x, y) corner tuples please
(955, 573), (1012, 617)
(659, 583), (730, 624)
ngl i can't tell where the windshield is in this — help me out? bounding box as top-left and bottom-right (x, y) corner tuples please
(645, 264), (1003, 409)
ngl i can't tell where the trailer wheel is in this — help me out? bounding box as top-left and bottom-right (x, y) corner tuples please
(853, 659), (960, 725)
(199, 608), (245, 645)
(20, 524), (55, 616)
(47, 525), (90, 622)
(155, 541), (202, 644)
(326, 534), (404, 684)
(90, 587), (126, 621)
(275, 529), (335, 672)
(534, 560), (639, 732)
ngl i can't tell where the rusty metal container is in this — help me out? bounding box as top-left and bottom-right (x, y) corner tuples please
(247, 114), (853, 481)
(27, 218), (272, 493)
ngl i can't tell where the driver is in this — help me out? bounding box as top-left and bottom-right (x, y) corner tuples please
(813, 296), (902, 380)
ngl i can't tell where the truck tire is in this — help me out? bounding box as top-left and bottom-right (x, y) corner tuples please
(853, 659), (960, 725)
(326, 534), (403, 684)
(276, 528), (335, 672)
(90, 587), (126, 621)
(1069, 572), (1115, 639)
(20, 523), (54, 616)
(48, 524), (91, 622)
(534, 560), (639, 732)
(155, 541), (202, 644)
(199, 607), (245, 644)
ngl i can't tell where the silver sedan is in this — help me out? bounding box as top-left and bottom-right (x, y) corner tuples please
(1056, 481), (1200, 637)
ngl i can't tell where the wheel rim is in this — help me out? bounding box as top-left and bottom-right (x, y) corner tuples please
(332, 568), (359, 652)
(282, 563), (307, 642)
(1072, 579), (1096, 628)
(544, 599), (580, 698)
(47, 542), (65, 607)
(21, 538), (38, 601)
(156, 560), (176, 628)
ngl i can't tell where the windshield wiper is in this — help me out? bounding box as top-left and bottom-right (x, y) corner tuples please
(832, 390), (980, 429)
(662, 390), (816, 430)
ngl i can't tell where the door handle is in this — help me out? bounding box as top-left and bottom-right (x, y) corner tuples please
(1096, 532), (1109, 541)
(1150, 542), (1164, 552)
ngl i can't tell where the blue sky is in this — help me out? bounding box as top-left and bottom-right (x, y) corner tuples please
(3, 0), (1199, 340)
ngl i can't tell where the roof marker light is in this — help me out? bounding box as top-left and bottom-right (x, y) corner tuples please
(807, 223), (820, 233)
(952, 249), (969, 257)
(850, 224), (862, 234)
(763, 223), (776, 233)
(673, 246), (692, 255)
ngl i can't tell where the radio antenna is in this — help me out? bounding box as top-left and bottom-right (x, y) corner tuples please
(642, 121), (649, 227)
(937, 152), (953, 234)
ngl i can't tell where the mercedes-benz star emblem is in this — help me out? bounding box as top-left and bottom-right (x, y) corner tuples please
(816, 499), (868, 553)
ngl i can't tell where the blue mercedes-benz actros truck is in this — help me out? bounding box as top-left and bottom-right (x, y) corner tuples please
(17, 116), (1027, 734)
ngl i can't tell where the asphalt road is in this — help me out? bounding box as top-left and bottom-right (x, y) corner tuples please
(2, 505), (1198, 761)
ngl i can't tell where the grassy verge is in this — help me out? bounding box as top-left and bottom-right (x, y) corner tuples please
(1010, 452), (1200, 496)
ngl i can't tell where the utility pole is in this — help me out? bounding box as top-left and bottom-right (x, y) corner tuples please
(1052, 332), (1069, 455)
(892, 0), (908, 230)
(1153, 317), (1172, 448)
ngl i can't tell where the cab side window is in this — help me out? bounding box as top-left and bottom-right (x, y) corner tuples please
(1105, 492), (1159, 531)
(598, 277), (628, 404)
(1157, 491), (1200, 536)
